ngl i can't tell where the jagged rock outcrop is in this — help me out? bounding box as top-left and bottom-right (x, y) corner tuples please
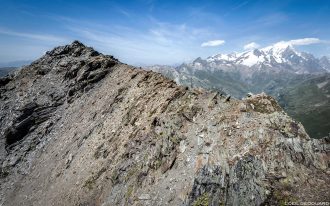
(0, 42), (329, 206)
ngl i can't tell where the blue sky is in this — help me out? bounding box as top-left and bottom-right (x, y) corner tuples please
(0, 0), (330, 65)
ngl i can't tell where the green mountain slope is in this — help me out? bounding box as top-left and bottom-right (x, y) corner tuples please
(277, 74), (330, 138)
(152, 66), (330, 138)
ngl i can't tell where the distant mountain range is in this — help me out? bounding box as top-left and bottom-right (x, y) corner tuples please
(0, 60), (32, 68)
(0, 67), (17, 77)
(148, 44), (330, 138)
(0, 60), (31, 77)
(204, 43), (330, 74)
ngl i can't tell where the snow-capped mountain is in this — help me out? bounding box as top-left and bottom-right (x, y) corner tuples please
(203, 43), (330, 74)
(150, 44), (330, 95)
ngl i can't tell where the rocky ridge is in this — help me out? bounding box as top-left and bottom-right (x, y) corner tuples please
(0, 41), (329, 206)
(148, 47), (330, 138)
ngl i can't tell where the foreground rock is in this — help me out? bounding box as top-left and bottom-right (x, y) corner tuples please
(0, 42), (329, 206)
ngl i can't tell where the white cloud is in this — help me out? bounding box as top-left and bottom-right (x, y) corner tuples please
(264, 38), (324, 52)
(67, 19), (217, 65)
(287, 38), (321, 46)
(116, 8), (130, 17)
(273, 38), (321, 47)
(0, 27), (67, 42)
(244, 42), (260, 50)
(201, 39), (225, 47)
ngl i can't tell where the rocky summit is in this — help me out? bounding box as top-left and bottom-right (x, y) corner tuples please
(0, 41), (329, 206)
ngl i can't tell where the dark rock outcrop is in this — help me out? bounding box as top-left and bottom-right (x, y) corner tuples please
(0, 42), (328, 206)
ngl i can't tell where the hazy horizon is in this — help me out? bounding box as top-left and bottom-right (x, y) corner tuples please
(1, 0), (330, 65)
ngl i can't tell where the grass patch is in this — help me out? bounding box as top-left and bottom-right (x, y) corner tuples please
(193, 193), (209, 206)
(125, 185), (134, 202)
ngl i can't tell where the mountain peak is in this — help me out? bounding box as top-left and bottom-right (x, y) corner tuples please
(45, 40), (100, 58)
(207, 53), (237, 62)
(193, 57), (203, 63)
(262, 42), (297, 56)
(71, 40), (85, 47)
(252, 49), (262, 56)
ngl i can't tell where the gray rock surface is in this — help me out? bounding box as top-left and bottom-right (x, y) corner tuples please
(0, 41), (329, 206)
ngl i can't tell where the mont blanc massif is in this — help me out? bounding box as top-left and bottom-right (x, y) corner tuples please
(149, 42), (330, 139)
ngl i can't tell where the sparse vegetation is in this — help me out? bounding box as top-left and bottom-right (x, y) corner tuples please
(125, 185), (134, 201)
(169, 135), (180, 144)
(270, 178), (299, 206)
(125, 164), (141, 182)
(110, 169), (120, 185)
(193, 193), (209, 206)
(83, 167), (106, 190)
